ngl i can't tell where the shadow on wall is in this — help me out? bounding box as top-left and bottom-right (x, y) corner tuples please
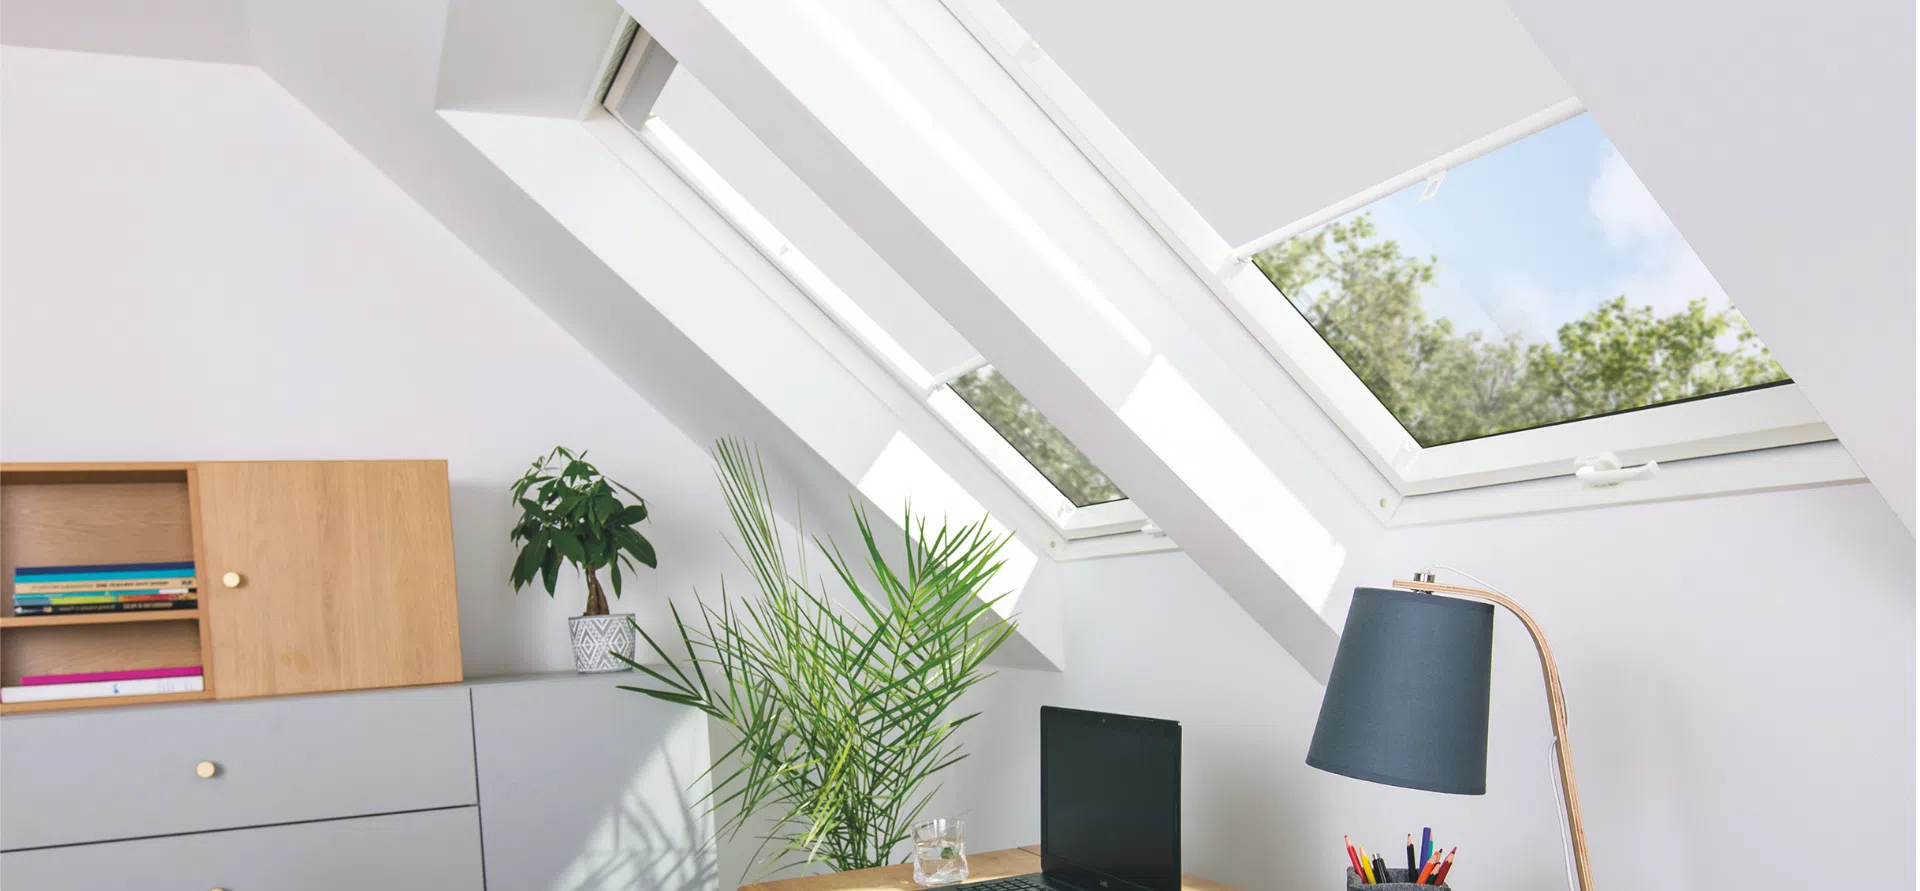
(554, 748), (719, 891)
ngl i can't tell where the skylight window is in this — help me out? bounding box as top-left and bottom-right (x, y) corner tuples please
(948, 366), (1125, 506)
(920, 0), (1848, 521)
(1247, 114), (1789, 449)
(597, 28), (1150, 543)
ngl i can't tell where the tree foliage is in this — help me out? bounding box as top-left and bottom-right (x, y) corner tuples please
(949, 367), (1124, 507)
(1252, 215), (1787, 447)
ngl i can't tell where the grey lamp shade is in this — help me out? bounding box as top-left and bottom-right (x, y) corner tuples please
(1306, 587), (1495, 795)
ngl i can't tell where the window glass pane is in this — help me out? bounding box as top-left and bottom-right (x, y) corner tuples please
(949, 367), (1126, 507)
(649, 64), (980, 378)
(1252, 113), (1789, 448)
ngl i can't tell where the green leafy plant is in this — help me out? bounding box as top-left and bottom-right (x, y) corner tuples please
(619, 438), (1015, 876)
(509, 446), (657, 616)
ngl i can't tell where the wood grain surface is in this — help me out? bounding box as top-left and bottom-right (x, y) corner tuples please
(198, 460), (462, 698)
(737, 847), (1238, 891)
(0, 478), (196, 614)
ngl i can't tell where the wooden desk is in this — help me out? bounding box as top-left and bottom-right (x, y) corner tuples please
(739, 846), (1237, 891)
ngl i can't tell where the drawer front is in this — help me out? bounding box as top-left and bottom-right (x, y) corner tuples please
(0, 806), (483, 890)
(0, 685), (474, 850)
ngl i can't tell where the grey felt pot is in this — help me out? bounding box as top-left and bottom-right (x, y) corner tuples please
(568, 613), (636, 673)
(1347, 868), (1451, 889)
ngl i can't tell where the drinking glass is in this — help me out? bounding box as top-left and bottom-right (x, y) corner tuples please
(912, 818), (968, 886)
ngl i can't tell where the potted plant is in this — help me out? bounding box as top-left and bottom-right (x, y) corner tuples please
(621, 439), (1015, 876)
(509, 447), (657, 673)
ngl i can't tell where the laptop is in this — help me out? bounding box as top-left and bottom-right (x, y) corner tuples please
(958, 706), (1181, 891)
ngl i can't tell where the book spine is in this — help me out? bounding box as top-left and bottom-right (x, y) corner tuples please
(13, 561), (195, 577)
(14, 577), (198, 594)
(13, 600), (197, 616)
(0, 675), (205, 703)
(12, 568), (197, 584)
(15, 589), (196, 602)
(21, 666), (204, 686)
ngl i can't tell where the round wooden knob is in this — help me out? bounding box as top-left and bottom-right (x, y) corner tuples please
(196, 761), (218, 779)
(221, 572), (243, 589)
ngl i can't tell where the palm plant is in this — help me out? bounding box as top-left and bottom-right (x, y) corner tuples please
(618, 439), (1016, 876)
(509, 446), (657, 615)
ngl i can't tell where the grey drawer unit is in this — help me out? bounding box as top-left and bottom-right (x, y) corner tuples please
(471, 673), (716, 891)
(0, 685), (475, 851)
(0, 805), (483, 890)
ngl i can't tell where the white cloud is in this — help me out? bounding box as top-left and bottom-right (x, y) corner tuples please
(1589, 147), (1675, 249)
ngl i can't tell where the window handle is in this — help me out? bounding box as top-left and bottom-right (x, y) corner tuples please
(1574, 453), (1658, 487)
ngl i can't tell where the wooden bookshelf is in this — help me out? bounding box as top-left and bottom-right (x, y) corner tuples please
(0, 689), (213, 715)
(0, 460), (463, 715)
(0, 465), (212, 712)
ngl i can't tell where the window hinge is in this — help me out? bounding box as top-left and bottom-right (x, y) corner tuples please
(1573, 452), (1658, 487)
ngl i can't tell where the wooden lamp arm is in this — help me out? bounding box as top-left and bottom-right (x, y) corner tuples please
(1393, 578), (1594, 891)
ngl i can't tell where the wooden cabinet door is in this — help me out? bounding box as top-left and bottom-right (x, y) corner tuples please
(196, 461), (462, 698)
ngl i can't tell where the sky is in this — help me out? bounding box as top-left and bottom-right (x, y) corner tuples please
(1302, 113), (1737, 344)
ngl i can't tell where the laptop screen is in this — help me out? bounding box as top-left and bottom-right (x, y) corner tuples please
(1040, 707), (1181, 891)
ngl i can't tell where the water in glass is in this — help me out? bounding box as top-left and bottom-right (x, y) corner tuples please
(912, 818), (968, 886)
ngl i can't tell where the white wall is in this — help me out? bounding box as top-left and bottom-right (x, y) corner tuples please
(0, 46), (736, 677)
(955, 482), (1913, 891)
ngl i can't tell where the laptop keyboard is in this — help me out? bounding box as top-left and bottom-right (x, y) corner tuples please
(956, 876), (1053, 891)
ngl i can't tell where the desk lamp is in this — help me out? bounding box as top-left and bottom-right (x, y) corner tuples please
(1305, 572), (1593, 891)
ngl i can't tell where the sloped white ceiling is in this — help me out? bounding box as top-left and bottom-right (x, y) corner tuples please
(1502, 0), (1915, 532)
(0, 0), (252, 64)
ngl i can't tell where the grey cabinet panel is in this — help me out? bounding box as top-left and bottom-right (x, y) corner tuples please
(0, 805), (483, 890)
(471, 673), (716, 891)
(0, 685), (475, 850)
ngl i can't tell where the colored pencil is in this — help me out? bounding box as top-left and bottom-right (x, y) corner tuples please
(1432, 849), (1456, 885)
(1356, 843), (1375, 883)
(1344, 836), (1365, 879)
(1415, 850), (1442, 884)
(1406, 834), (1417, 879)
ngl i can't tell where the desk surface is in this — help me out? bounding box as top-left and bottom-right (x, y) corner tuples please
(739, 846), (1237, 891)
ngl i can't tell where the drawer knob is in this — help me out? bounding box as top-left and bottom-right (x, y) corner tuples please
(195, 760), (219, 779)
(221, 572), (244, 589)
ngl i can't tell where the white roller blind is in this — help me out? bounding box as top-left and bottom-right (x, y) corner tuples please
(997, 0), (1574, 247)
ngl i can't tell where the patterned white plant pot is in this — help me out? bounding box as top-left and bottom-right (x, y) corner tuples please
(568, 613), (636, 674)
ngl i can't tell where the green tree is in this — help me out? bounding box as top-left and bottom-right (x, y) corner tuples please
(1252, 215), (1787, 447)
(949, 367), (1124, 506)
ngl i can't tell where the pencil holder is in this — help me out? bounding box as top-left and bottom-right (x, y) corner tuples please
(1347, 867), (1450, 889)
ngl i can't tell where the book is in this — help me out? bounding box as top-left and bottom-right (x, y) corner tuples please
(13, 600), (197, 616)
(21, 666), (202, 686)
(14, 577), (198, 594)
(14, 589), (196, 603)
(14, 561), (194, 578)
(0, 675), (204, 703)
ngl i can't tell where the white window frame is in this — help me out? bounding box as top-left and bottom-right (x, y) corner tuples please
(914, 0), (1860, 522)
(599, 31), (1155, 544)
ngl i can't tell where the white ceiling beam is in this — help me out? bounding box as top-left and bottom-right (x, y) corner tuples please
(623, 0), (1347, 680)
